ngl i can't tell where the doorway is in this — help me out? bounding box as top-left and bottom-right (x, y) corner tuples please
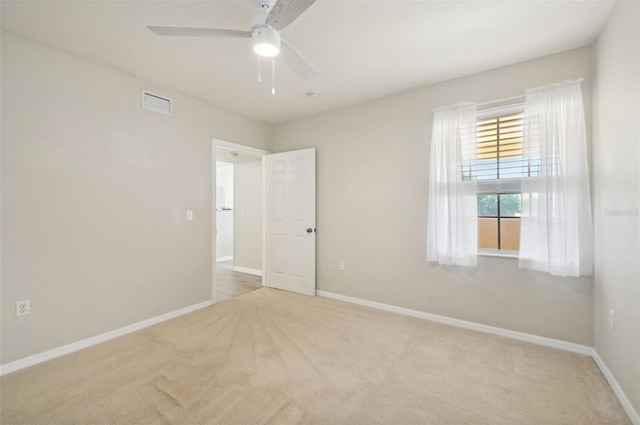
(213, 140), (269, 302)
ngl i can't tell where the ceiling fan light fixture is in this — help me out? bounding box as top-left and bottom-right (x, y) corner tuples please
(252, 25), (281, 57)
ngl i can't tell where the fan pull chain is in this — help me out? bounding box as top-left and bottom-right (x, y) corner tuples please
(257, 55), (262, 83)
(271, 59), (276, 95)
(257, 31), (262, 83)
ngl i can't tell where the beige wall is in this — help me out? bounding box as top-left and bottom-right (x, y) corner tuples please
(233, 160), (263, 271)
(0, 32), (271, 364)
(592, 0), (640, 415)
(273, 47), (594, 345)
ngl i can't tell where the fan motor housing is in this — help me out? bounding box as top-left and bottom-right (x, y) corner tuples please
(255, 0), (275, 10)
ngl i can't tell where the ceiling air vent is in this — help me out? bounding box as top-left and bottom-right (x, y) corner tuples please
(142, 90), (172, 115)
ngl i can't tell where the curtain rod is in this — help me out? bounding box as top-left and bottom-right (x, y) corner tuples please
(432, 95), (525, 113)
(477, 94), (525, 107)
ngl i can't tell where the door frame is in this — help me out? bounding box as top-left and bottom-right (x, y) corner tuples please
(212, 139), (270, 303)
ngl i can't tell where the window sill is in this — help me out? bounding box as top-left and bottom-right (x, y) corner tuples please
(478, 249), (518, 259)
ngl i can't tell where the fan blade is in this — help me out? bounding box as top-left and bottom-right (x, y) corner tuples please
(281, 39), (319, 80)
(148, 26), (251, 38)
(266, 0), (316, 31)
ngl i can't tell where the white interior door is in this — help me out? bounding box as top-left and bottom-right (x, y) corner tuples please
(263, 148), (316, 296)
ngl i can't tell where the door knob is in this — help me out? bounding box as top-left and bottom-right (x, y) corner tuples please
(306, 228), (315, 233)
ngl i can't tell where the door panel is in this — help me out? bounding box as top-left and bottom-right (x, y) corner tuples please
(264, 148), (316, 296)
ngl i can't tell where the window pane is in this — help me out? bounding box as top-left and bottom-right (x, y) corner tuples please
(478, 218), (499, 249)
(466, 111), (533, 181)
(499, 194), (521, 217)
(478, 194), (498, 216)
(500, 218), (520, 250)
(499, 156), (528, 178)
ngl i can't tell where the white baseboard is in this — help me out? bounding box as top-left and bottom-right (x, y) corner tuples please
(231, 266), (263, 276)
(2, 288), (637, 425)
(592, 350), (640, 425)
(316, 290), (639, 424)
(216, 256), (233, 263)
(0, 300), (214, 376)
(316, 290), (592, 355)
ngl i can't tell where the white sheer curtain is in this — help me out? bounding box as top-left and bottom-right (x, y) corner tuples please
(427, 103), (478, 266)
(519, 79), (593, 277)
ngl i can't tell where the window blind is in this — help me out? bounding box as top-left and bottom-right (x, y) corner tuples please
(462, 112), (539, 184)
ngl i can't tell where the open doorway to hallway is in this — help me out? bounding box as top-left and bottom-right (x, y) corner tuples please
(214, 141), (268, 302)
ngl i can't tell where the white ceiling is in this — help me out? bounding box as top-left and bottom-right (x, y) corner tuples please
(1, 0), (614, 124)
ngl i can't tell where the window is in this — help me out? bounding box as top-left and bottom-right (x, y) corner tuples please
(477, 193), (521, 251)
(428, 80), (590, 273)
(462, 106), (538, 254)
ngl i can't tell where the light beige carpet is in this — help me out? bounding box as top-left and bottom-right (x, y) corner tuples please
(0, 288), (630, 424)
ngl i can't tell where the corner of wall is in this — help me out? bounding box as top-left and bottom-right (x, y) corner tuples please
(591, 0), (640, 419)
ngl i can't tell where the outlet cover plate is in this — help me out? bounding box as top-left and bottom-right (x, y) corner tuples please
(16, 299), (31, 317)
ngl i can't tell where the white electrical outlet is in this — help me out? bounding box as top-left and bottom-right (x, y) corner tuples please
(608, 309), (615, 330)
(16, 299), (31, 317)
(186, 210), (194, 221)
(338, 260), (345, 271)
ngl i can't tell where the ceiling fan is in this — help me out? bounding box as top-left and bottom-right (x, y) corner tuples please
(148, 0), (319, 91)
